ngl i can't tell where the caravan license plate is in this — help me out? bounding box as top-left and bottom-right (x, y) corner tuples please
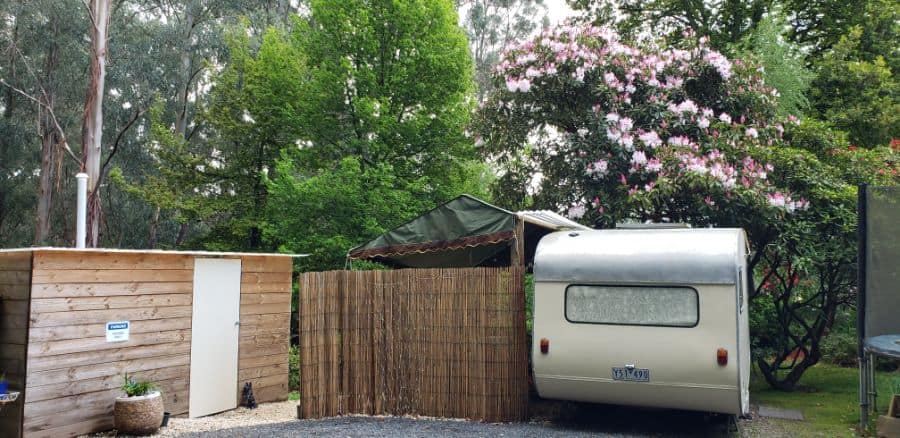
(612, 367), (650, 382)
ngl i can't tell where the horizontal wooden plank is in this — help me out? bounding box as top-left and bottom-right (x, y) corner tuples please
(32, 268), (194, 284)
(31, 281), (193, 298)
(241, 282), (292, 294)
(25, 376), (189, 429)
(241, 271), (292, 285)
(25, 415), (113, 438)
(33, 252), (193, 270)
(26, 364), (190, 402)
(0, 282), (31, 300)
(0, 310), (30, 330)
(240, 292), (291, 306)
(236, 382), (288, 404)
(30, 293), (193, 313)
(29, 317), (192, 342)
(238, 362), (289, 380)
(27, 341), (191, 372)
(240, 332), (290, 348)
(238, 373), (288, 390)
(27, 353), (190, 388)
(1, 298), (29, 315)
(0, 252), (32, 270)
(240, 342), (288, 358)
(28, 329), (191, 358)
(0, 326), (27, 344)
(239, 313), (291, 335)
(239, 256), (293, 273)
(0, 270), (30, 284)
(29, 305), (192, 328)
(240, 303), (290, 316)
(239, 352), (287, 370)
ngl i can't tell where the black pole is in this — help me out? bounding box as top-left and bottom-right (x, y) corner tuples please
(857, 184), (868, 430)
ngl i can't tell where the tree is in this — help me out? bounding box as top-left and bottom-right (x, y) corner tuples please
(473, 23), (898, 388)
(568, 0), (771, 48)
(733, 12), (814, 118)
(810, 27), (899, 148)
(82, 0), (113, 247)
(458, 0), (548, 99)
(261, 0), (483, 264)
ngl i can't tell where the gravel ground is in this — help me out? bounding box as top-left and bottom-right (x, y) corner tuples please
(90, 400), (792, 437)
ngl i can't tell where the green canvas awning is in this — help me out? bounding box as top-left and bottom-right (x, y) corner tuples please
(348, 195), (589, 268)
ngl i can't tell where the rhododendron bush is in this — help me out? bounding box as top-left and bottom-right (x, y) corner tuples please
(474, 25), (805, 234)
(474, 24), (899, 390)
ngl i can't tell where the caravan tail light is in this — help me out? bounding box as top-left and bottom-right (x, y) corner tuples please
(717, 348), (728, 366)
(540, 338), (550, 354)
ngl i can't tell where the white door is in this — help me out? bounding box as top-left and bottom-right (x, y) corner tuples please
(189, 258), (242, 417)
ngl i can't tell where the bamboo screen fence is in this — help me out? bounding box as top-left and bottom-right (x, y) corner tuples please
(298, 267), (527, 422)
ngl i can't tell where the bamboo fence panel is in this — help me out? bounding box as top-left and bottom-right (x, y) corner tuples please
(297, 267), (526, 422)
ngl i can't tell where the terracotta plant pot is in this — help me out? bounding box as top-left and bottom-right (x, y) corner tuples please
(114, 391), (164, 436)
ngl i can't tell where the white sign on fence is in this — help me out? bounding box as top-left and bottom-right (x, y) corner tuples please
(106, 321), (130, 342)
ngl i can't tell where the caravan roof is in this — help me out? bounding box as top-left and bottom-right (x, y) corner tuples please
(534, 228), (748, 285)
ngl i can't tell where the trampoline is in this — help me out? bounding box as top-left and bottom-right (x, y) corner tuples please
(858, 185), (900, 429)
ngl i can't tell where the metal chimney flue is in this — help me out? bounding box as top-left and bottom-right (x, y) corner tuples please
(76, 173), (88, 248)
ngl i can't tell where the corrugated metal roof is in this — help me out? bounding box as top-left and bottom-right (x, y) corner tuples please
(517, 210), (592, 231)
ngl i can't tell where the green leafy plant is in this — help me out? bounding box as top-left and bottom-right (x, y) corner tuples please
(121, 373), (157, 397)
(288, 345), (300, 391)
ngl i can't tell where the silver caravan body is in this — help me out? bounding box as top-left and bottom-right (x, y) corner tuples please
(532, 228), (750, 416)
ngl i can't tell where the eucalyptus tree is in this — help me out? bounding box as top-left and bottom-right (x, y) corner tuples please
(458, 0), (548, 99)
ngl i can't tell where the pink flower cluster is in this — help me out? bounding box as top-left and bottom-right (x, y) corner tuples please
(490, 23), (804, 217)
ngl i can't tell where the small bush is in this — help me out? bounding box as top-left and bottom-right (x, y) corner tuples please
(821, 331), (858, 367)
(289, 345), (300, 390)
(121, 374), (156, 397)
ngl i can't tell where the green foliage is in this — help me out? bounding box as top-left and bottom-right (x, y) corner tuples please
(569, 0), (771, 47)
(261, 0), (481, 268)
(121, 374), (157, 397)
(734, 12), (813, 117)
(810, 27), (899, 148)
(266, 156), (430, 272)
(288, 345), (300, 390)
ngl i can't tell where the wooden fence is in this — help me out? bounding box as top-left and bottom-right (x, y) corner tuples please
(298, 267), (527, 422)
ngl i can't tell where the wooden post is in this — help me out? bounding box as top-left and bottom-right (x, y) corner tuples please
(510, 217), (525, 267)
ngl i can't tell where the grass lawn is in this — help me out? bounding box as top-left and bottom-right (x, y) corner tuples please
(750, 362), (899, 437)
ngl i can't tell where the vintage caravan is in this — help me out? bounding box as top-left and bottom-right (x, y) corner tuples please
(531, 228), (750, 416)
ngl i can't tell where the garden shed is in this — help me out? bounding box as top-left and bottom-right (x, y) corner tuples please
(0, 248), (295, 438)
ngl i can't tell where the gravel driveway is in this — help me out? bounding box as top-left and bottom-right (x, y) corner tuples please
(90, 399), (792, 437)
(142, 400), (742, 438)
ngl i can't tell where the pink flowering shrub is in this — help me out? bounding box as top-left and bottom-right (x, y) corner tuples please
(476, 24), (806, 228)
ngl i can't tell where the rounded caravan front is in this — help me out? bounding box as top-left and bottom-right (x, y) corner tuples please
(532, 228), (750, 416)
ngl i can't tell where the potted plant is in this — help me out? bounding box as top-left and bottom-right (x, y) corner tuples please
(114, 374), (164, 435)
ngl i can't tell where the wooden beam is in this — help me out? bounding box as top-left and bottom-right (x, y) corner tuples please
(510, 217), (526, 267)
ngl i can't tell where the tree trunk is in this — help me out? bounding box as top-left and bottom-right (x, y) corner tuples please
(35, 25), (59, 245)
(147, 206), (160, 248)
(175, 222), (189, 246)
(82, 0), (112, 248)
(174, 5), (194, 138)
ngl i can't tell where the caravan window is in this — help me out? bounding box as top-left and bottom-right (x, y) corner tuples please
(565, 285), (699, 327)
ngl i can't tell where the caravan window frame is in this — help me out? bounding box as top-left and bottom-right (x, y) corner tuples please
(564, 284), (700, 328)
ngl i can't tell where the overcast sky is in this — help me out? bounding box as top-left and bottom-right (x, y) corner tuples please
(544, 0), (577, 25)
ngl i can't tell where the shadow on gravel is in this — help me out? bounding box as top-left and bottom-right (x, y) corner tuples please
(530, 398), (734, 437)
